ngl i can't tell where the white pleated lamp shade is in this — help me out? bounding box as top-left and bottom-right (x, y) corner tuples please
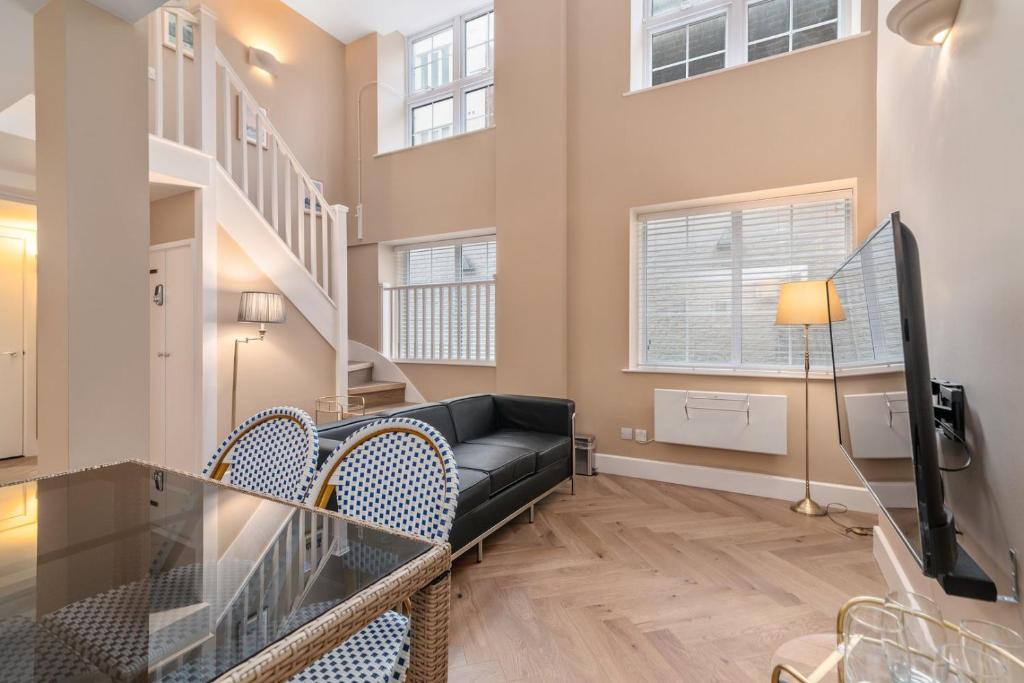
(237, 291), (287, 325)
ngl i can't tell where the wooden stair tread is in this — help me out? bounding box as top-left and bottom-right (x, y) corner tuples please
(347, 361), (373, 372)
(349, 381), (405, 395)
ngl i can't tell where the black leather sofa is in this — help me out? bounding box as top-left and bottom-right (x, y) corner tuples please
(316, 394), (576, 558)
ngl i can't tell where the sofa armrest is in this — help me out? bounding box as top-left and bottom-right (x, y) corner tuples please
(493, 395), (575, 437)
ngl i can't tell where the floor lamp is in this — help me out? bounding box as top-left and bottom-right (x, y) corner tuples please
(232, 291), (287, 427)
(775, 280), (845, 516)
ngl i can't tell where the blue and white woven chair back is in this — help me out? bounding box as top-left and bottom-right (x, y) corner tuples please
(203, 406), (319, 502)
(305, 417), (459, 543)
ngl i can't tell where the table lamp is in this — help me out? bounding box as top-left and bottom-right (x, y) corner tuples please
(776, 280), (845, 516)
(232, 291), (287, 426)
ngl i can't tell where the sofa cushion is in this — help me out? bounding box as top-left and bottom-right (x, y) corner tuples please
(467, 430), (571, 471)
(451, 442), (537, 494)
(494, 395), (575, 435)
(456, 467), (490, 519)
(387, 403), (459, 446)
(445, 395), (496, 443)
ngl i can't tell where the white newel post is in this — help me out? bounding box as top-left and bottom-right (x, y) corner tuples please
(332, 205), (350, 398)
(197, 5), (218, 157)
(196, 5), (219, 462)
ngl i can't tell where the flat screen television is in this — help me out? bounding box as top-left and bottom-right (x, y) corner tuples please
(827, 212), (957, 578)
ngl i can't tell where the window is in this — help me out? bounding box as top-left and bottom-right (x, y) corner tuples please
(640, 0), (853, 88)
(412, 97), (454, 146)
(634, 190), (853, 371)
(748, 0), (840, 61)
(383, 236), (497, 363)
(408, 8), (495, 146)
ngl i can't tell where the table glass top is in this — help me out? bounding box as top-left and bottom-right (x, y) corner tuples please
(0, 461), (430, 682)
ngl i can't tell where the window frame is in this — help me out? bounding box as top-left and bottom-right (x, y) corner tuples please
(406, 5), (495, 147)
(639, 0), (854, 89)
(382, 234), (498, 365)
(628, 183), (857, 377)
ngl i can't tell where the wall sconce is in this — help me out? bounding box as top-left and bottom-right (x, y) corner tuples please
(886, 0), (961, 45)
(248, 46), (280, 77)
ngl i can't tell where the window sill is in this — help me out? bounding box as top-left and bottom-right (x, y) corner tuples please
(623, 366), (835, 380)
(374, 125), (495, 160)
(395, 359), (497, 368)
(623, 31), (873, 98)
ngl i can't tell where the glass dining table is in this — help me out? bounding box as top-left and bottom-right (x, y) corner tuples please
(0, 461), (452, 682)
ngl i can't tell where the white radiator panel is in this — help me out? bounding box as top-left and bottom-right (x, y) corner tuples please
(654, 389), (788, 456)
(844, 391), (911, 459)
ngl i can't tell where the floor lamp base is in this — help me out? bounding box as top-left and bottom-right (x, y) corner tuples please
(791, 496), (827, 517)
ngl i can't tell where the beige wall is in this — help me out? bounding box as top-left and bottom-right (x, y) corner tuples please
(876, 0), (1024, 621)
(35, 0), (151, 474)
(340, 0), (882, 485)
(494, 0), (569, 398)
(217, 228), (334, 438)
(150, 190), (196, 245)
(203, 0), (347, 205)
(343, 31), (497, 399)
(566, 1), (878, 483)
(398, 364), (496, 402)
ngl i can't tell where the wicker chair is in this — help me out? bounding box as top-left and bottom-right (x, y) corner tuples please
(202, 406), (319, 502)
(294, 417), (459, 682)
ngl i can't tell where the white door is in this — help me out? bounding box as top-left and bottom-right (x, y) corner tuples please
(0, 236), (25, 460)
(150, 243), (195, 471)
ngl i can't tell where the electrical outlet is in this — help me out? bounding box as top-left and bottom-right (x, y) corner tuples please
(635, 429), (648, 442)
(620, 427), (633, 440)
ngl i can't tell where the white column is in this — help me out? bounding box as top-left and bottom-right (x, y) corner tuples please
(331, 205), (350, 398)
(35, 0), (150, 473)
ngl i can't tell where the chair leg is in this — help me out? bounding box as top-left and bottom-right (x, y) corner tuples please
(409, 571), (451, 683)
(476, 541), (484, 563)
(529, 504), (535, 524)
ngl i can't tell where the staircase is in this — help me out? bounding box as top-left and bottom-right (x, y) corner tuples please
(145, 7), (430, 450)
(347, 361), (412, 414)
(145, 5), (350, 450)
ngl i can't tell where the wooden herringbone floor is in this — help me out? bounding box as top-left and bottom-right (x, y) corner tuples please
(448, 473), (883, 682)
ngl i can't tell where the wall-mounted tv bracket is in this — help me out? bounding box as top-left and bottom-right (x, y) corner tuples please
(999, 549), (1020, 605)
(932, 379), (965, 442)
(932, 380), (971, 473)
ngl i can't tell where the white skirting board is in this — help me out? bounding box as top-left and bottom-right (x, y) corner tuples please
(595, 452), (878, 513)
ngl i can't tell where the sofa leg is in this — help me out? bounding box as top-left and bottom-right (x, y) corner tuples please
(529, 505), (535, 524)
(476, 541), (484, 563)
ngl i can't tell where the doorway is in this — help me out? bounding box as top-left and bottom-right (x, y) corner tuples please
(0, 197), (36, 464)
(150, 241), (196, 471)
(0, 235), (26, 460)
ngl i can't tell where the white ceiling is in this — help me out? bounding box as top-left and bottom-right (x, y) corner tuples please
(281, 0), (487, 44)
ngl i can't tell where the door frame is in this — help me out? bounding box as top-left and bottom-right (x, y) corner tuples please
(0, 226), (36, 460)
(150, 238), (201, 471)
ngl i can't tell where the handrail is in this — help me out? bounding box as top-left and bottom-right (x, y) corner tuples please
(381, 279), (498, 293)
(214, 50), (334, 223)
(381, 280), (496, 363)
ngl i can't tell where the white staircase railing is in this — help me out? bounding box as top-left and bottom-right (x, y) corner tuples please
(381, 280), (497, 363)
(147, 5), (346, 303)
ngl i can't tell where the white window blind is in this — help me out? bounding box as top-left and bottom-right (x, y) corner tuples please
(636, 191), (853, 371)
(384, 236), (497, 363)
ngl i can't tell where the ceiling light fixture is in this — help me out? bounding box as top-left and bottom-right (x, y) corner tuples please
(886, 0), (961, 46)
